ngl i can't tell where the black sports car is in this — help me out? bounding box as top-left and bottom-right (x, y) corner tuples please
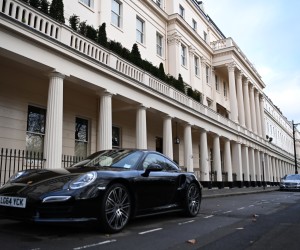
(0, 149), (202, 233)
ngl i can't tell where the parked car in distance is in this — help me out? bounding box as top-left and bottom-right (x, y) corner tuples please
(279, 174), (300, 191)
(0, 149), (202, 233)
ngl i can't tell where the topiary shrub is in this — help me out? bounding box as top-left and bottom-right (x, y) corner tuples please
(40, 0), (49, 14)
(86, 25), (97, 41)
(97, 23), (108, 48)
(69, 14), (80, 31)
(49, 0), (65, 23)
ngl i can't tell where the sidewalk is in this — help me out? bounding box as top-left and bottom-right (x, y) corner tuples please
(202, 186), (279, 198)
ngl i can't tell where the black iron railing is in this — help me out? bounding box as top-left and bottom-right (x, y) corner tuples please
(0, 148), (84, 185)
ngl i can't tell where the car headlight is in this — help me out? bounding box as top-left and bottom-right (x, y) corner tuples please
(9, 170), (27, 182)
(69, 171), (97, 189)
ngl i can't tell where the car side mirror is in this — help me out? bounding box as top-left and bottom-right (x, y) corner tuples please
(141, 163), (163, 177)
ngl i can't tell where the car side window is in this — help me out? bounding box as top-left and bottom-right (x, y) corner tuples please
(142, 154), (166, 170)
(165, 159), (179, 171)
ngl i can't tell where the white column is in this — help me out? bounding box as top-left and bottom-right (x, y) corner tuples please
(260, 96), (266, 139)
(184, 123), (193, 172)
(241, 145), (250, 182)
(255, 90), (262, 136)
(249, 84), (257, 134)
(224, 138), (233, 182)
(243, 78), (252, 131)
(232, 142), (243, 183)
(227, 63), (238, 123)
(248, 147), (256, 183)
(136, 105), (147, 149)
(272, 157), (276, 183)
(213, 134), (222, 182)
(200, 129), (209, 182)
(163, 115), (173, 159)
(255, 150), (262, 182)
(97, 91), (112, 150)
(44, 72), (64, 168)
(265, 154), (270, 183)
(167, 33), (180, 78)
(236, 71), (245, 127)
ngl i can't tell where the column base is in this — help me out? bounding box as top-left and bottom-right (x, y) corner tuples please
(244, 181), (250, 187)
(250, 181), (257, 187)
(201, 181), (211, 189)
(234, 181), (243, 188)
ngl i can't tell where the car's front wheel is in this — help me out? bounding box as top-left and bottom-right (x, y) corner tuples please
(184, 183), (201, 217)
(100, 183), (131, 233)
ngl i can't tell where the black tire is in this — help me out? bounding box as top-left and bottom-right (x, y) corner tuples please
(184, 183), (201, 217)
(100, 183), (131, 233)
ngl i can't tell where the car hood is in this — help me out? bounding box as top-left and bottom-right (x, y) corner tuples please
(1, 166), (129, 198)
(10, 166), (128, 185)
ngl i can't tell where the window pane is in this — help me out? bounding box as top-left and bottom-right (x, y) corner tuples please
(27, 105), (46, 134)
(75, 118), (88, 141)
(111, 0), (121, 27)
(75, 118), (88, 157)
(112, 126), (120, 147)
(26, 133), (44, 153)
(75, 141), (87, 158)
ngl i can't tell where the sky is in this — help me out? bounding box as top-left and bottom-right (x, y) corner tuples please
(203, 0), (300, 124)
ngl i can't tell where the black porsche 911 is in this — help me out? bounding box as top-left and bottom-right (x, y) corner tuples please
(0, 149), (202, 233)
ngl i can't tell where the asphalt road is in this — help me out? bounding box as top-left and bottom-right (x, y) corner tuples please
(1, 190), (300, 250)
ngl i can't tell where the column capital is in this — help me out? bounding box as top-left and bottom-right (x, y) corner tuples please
(260, 95), (265, 102)
(49, 71), (65, 79)
(226, 62), (236, 72)
(167, 32), (181, 45)
(98, 90), (113, 97)
(188, 45), (196, 55)
(242, 78), (250, 85)
(200, 57), (207, 66)
(236, 70), (244, 79)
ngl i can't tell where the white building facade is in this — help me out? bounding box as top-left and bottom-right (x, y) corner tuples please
(0, 0), (298, 187)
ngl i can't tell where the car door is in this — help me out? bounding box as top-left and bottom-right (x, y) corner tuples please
(134, 153), (180, 212)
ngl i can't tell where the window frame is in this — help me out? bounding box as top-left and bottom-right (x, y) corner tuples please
(153, 0), (162, 8)
(206, 65), (210, 84)
(215, 75), (219, 91)
(79, 0), (94, 9)
(223, 81), (227, 97)
(136, 16), (145, 44)
(181, 44), (186, 66)
(194, 56), (199, 76)
(156, 32), (163, 57)
(26, 105), (46, 153)
(203, 31), (207, 42)
(192, 19), (197, 32)
(111, 0), (122, 28)
(75, 117), (89, 158)
(179, 4), (185, 18)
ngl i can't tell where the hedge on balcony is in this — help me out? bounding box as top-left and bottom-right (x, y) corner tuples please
(68, 16), (202, 103)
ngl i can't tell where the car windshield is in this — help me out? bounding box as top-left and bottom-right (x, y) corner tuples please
(283, 174), (300, 180)
(71, 149), (143, 169)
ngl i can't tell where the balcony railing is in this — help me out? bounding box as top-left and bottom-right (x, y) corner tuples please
(0, 0), (294, 159)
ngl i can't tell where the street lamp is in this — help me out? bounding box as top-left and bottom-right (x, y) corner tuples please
(292, 120), (300, 174)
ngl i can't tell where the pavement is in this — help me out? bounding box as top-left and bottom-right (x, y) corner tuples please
(202, 185), (280, 198)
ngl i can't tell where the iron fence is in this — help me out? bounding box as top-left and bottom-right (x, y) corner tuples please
(0, 148), (84, 186)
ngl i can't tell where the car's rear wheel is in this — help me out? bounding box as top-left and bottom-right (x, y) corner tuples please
(100, 183), (131, 233)
(184, 183), (201, 217)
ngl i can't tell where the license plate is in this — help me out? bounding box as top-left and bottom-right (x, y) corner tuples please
(0, 196), (26, 208)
